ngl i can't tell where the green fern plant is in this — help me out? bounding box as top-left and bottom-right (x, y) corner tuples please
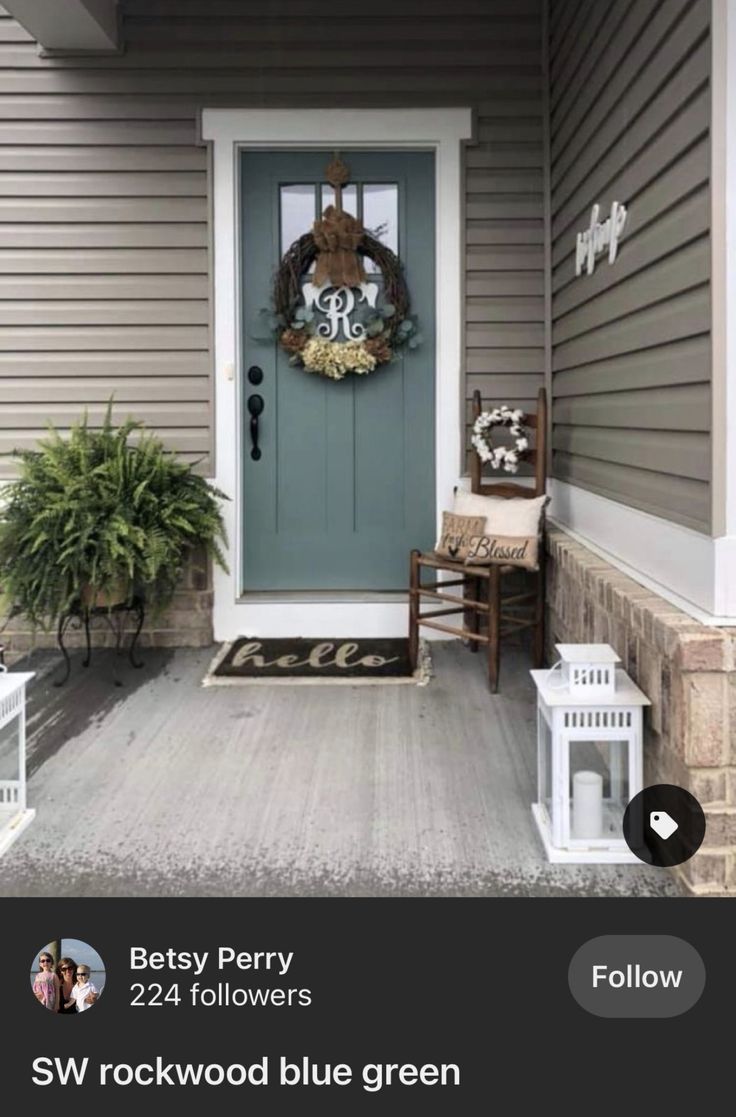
(0, 406), (229, 627)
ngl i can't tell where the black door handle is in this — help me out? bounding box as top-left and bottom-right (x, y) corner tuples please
(247, 393), (264, 461)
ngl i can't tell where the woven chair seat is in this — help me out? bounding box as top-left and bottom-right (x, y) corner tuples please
(421, 552), (533, 576)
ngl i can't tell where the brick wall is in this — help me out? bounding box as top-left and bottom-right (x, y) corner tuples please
(547, 527), (736, 896)
(0, 548), (213, 664)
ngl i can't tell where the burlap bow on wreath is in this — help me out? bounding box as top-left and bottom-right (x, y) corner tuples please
(312, 205), (366, 289)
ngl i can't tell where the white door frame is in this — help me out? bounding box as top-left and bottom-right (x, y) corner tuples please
(200, 108), (473, 640)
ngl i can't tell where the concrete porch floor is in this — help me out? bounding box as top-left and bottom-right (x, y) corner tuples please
(0, 643), (680, 897)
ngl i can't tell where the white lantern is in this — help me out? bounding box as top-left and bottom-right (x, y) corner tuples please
(531, 645), (649, 863)
(0, 667), (35, 857)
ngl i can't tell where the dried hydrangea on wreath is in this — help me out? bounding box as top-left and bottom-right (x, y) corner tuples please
(256, 157), (422, 380)
(471, 406), (530, 474)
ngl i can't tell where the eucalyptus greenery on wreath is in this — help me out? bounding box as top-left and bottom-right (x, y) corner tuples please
(471, 406), (531, 474)
(255, 156), (422, 380)
(0, 406), (229, 628)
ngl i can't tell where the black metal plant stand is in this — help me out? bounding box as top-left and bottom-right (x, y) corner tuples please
(54, 595), (145, 687)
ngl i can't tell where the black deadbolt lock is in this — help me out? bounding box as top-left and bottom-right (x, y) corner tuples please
(247, 365), (263, 385)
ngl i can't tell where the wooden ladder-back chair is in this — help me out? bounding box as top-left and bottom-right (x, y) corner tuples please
(409, 387), (548, 692)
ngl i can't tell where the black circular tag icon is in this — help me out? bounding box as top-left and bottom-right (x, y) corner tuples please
(623, 785), (706, 866)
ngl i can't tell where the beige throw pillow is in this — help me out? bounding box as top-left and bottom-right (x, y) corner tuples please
(452, 490), (548, 570)
(435, 512), (486, 561)
(452, 490), (548, 536)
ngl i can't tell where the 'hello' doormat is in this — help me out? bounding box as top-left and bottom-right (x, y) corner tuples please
(203, 637), (430, 686)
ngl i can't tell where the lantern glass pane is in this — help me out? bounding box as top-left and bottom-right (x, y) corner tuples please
(0, 716), (20, 828)
(0, 716), (19, 779)
(538, 709), (553, 823)
(568, 739), (629, 842)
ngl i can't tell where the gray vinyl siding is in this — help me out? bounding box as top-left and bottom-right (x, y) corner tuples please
(465, 94), (545, 468)
(0, 0), (545, 479)
(548, 0), (712, 534)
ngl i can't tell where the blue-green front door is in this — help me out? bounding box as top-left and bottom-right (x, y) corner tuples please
(241, 150), (435, 591)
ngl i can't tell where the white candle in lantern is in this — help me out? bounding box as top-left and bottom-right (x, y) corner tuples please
(572, 770), (603, 839)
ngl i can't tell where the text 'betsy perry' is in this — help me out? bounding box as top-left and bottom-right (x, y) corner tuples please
(129, 947), (295, 978)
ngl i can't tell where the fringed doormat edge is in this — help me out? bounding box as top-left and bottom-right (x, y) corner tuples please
(202, 638), (432, 687)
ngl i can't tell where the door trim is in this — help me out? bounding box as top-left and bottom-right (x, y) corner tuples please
(201, 108), (474, 639)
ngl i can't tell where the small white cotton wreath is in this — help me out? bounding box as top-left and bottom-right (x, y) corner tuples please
(471, 405), (530, 474)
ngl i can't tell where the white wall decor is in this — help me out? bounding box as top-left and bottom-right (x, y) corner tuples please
(575, 201), (627, 276)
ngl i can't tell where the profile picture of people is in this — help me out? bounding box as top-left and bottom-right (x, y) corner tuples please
(30, 940), (105, 1015)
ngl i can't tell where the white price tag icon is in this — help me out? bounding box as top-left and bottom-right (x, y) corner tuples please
(649, 811), (678, 840)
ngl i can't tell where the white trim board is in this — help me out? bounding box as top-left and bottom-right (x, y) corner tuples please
(711, 1), (736, 618)
(200, 108), (473, 641)
(726, 0), (736, 541)
(711, 0), (736, 541)
(549, 480), (736, 626)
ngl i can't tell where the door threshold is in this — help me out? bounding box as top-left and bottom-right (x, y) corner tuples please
(237, 591), (408, 605)
(216, 594), (411, 639)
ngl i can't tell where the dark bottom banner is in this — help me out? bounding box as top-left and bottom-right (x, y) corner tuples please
(2, 898), (731, 1112)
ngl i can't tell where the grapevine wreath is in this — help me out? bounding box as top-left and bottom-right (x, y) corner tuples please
(259, 157), (421, 380)
(471, 406), (531, 474)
